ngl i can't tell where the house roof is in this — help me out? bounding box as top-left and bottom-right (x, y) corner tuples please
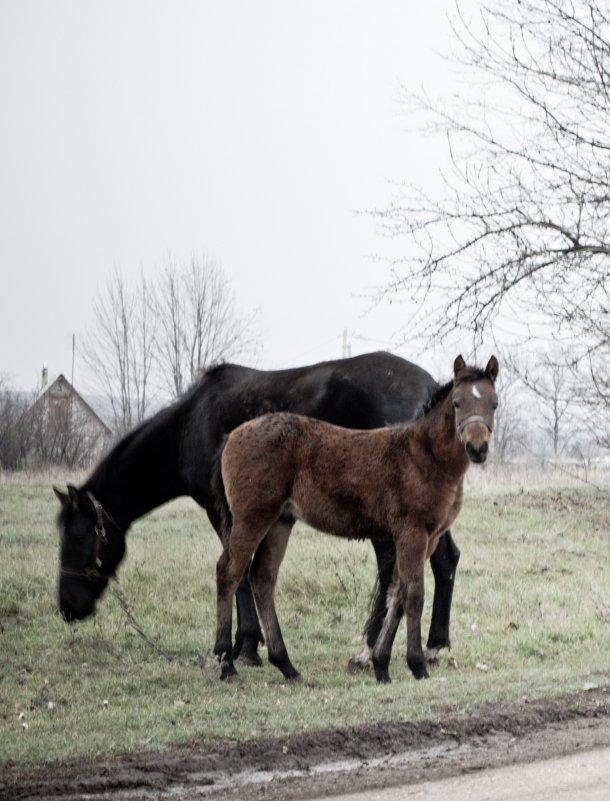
(30, 374), (113, 435)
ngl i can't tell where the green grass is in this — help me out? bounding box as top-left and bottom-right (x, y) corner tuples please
(0, 480), (609, 767)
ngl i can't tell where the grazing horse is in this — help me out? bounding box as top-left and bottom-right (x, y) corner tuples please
(54, 351), (461, 667)
(215, 355), (498, 683)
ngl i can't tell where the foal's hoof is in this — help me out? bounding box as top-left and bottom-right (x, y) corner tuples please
(347, 645), (373, 673)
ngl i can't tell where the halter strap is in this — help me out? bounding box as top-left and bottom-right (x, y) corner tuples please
(60, 493), (117, 581)
(457, 414), (493, 436)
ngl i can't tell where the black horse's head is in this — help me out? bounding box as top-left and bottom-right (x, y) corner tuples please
(451, 355), (499, 464)
(54, 485), (126, 621)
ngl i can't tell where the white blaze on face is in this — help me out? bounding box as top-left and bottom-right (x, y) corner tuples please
(472, 385), (481, 399)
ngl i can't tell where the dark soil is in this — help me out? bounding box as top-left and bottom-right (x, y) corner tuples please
(1, 687), (609, 801)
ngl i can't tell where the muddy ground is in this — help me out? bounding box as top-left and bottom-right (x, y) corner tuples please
(1, 687), (609, 801)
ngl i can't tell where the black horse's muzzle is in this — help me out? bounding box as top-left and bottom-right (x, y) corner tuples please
(58, 573), (106, 622)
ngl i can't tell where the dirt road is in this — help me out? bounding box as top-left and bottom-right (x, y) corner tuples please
(1, 687), (608, 801)
(311, 746), (610, 801)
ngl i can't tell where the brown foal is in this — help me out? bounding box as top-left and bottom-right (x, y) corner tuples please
(214, 355), (499, 683)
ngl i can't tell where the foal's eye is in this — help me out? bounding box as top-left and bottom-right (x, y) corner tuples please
(452, 399), (461, 409)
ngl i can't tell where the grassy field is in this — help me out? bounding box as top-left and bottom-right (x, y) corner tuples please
(1, 477), (609, 767)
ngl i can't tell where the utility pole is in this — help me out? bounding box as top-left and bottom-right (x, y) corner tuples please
(342, 329), (352, 359)
(71, 333), (76, 387)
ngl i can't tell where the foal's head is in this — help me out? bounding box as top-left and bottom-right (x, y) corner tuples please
(451, 355), (499, 463)
(54, 485), (126, 621)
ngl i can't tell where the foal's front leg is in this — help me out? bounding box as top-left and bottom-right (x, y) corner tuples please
(401, 567), (428, 680)
(398, 530), (429, 680)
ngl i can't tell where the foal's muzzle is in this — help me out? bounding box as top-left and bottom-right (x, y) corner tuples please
(465, 440), (489, 463)
(458, 415), (493, 464)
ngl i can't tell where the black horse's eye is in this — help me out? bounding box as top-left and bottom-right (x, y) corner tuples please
(71, 527), (88, 544)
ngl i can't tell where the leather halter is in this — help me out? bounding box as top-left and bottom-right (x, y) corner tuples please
(60, 493), (117, 582)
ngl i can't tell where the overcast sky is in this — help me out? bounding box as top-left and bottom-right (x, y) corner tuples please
(0, 1), (469, 393)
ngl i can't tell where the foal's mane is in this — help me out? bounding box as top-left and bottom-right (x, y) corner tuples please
(417, 381), (453, 419)
(416, 366), (489, 419)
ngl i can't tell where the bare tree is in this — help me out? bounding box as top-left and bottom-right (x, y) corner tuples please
(490, 369), (528, 463)
(0, 378), (28, 470)
(508, 352), (576, 457)
(155, 254), (257, 398)
(83, 270), (157, 435)
(375, 0), (609, 423)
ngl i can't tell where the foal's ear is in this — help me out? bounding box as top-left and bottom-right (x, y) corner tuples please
(453, 355), (466, 376)
(485, 355), (499, 383)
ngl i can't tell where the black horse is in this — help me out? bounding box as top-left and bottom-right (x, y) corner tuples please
(54, 351), (461, 667)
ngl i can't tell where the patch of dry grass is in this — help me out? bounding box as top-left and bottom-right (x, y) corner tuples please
(0, 479), (608, 767)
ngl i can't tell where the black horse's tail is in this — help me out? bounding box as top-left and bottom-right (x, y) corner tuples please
(212, 436), (232, 543)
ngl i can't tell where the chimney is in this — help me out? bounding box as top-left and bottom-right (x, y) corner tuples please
(42, 364), (48, 389)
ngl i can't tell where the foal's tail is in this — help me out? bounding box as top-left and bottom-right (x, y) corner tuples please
(212, 437), (233, 544)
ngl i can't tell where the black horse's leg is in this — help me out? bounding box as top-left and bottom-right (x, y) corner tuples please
(250, 520), (301, 681)
(348, 539), (396, 672)
(426, 530), (461, 658)
(234, 569), (264, 666)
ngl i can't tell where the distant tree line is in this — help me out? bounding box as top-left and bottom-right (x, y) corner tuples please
(0, 254), (257, 471)
(83, 253), (258, 436)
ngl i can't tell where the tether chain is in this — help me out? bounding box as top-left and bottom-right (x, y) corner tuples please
(110, 579), (175, 663)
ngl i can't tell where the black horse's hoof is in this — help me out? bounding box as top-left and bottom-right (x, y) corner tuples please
(410, 662), (430, 680)
(286, 671), (303, 683)
(373, 661), (391, 683)
(236, 650), (263, 667)
(423, 646), (440, 666)
(426, 636), (450, 653)
(279, 663), (302, 682)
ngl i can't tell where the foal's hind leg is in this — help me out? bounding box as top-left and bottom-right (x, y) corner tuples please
(234, 569), (264, 666)
(215, 524), (269, 679)
(250, 520), (301, 681)
(348, 539), (396, 672)
(371, 574), (404, 684)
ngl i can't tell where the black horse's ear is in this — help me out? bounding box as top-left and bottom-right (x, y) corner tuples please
(454, 355), (466, 376)
(485, 355), (499, 383)
(53, 486), (69, 508)
(67, 484), (80, 511)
